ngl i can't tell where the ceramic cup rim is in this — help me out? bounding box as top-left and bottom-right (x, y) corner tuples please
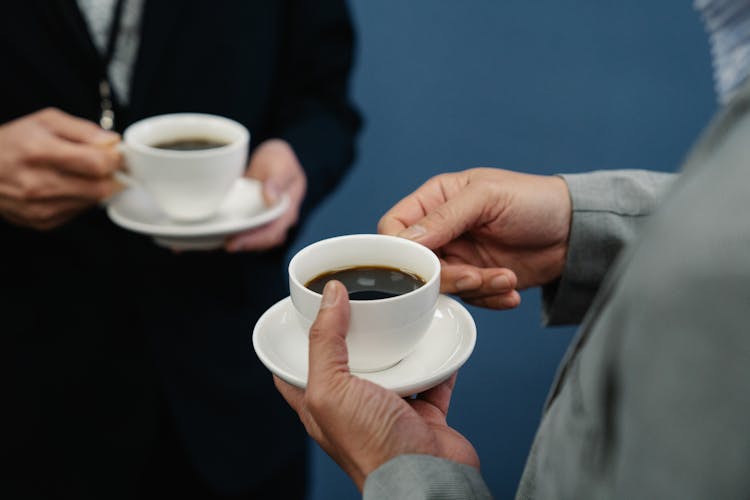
(123, 112), (249, 159)
(288, 233), (440, 305)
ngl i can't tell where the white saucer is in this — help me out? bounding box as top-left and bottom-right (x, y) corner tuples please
(252, 295), (477, 397)
(106, 178), (289, 250)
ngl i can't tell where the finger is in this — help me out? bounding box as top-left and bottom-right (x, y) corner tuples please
(378, 194), (427, 236)
(307, 280), (352, 386)
(417, 373), (458, 417)
(2, 212), (78, 231)
(441, 263), (517, 295)
(224, 210), (297, 252)
(378, 173), (469, 236)
(7, 167), (122, 202)
(0, 197), (89, 230)
(378, 176), (450, 236)
(246, 163), (297, 206)
(37, 108), (120, 145)
(29, 136), (121, 178)
(3, 212), (73, 231)
(462, 290), (522, 310)
(394, 186), (491, 252)
(245, 145), (303, 205)
(259, 167), (300, 206)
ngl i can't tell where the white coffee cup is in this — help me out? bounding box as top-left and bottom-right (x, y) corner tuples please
(120, 113), (250, 222)
(289, 234), (441, 372)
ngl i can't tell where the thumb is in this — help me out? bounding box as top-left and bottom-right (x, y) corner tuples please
(398, 187), (489, 251)
(307, 280), (352, 386)
(261, 178), (283, 206)
(41, 108), (120, 146)
(246, 145), (298, 205)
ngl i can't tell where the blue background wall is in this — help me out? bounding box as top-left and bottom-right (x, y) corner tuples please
(292, 1), (716, 498)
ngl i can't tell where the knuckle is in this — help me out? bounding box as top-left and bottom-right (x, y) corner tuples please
(484, 296), (502, 309)
(16, 173), (44, 201)
(21, 186), (42, 201)
(308, 321), (327, 343)
(24, 204), (56, 223)
(31, 217), (63, 231)
(303, 393), (318, 414)
(376, 216), (388, 234)
(304, 387), (328, 415)
(37, 208), (59, 223)
(429, 172), (456, 188)
(19, 139), (44, 162)
(427, 172), (445, 183)
(95, 182), (114, 200)
(428, 206), (458, 237)
(94, 150), (120, 176)
(89, 159), (111, 178)
(46, 107), (63, 119)
(87, 183), (105, 200)
(468, 297), (488, 309)
(475, 180), (494, 199)
(36, 107), (61, 123)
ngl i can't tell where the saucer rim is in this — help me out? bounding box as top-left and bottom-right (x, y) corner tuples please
(106, 178), (290, 237)
(252, 294), (477, 396)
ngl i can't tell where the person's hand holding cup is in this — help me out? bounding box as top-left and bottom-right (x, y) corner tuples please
(276, 234), (479, 491)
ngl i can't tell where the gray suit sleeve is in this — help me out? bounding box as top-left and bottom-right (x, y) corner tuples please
(363, 455), (492, 500)
(542, 169), (675, 325)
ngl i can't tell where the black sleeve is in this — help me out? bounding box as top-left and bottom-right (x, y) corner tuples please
(271, 0), (362, 215)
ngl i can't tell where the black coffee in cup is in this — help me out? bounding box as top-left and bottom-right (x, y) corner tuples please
(305, 265), (425, 300)
(152, 137), (229, 151)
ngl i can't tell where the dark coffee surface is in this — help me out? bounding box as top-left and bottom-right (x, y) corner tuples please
(152, 137), (228, 151)
(305, 265), (425, 300)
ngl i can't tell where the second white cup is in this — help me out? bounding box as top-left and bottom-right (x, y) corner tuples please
(120, 113), (250, 222)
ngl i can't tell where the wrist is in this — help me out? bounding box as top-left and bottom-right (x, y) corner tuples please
(548, 174), (573, 282)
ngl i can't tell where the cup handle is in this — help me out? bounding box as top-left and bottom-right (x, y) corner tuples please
(100, 143), (136, 206)
(113, 170), (136, 188)
(113, 142), (137, 187)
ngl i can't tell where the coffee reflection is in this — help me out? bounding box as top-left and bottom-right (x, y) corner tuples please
(305, 265), (425, 300)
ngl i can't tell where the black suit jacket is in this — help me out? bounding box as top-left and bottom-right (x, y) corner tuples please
(2, 1), (359, 497)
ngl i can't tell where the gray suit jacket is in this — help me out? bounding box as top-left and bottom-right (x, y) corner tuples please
(364, 83), (750, 499)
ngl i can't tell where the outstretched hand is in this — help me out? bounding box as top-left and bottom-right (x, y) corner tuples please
(378, 168), (571, 309)
(274, 280), (479, 491)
